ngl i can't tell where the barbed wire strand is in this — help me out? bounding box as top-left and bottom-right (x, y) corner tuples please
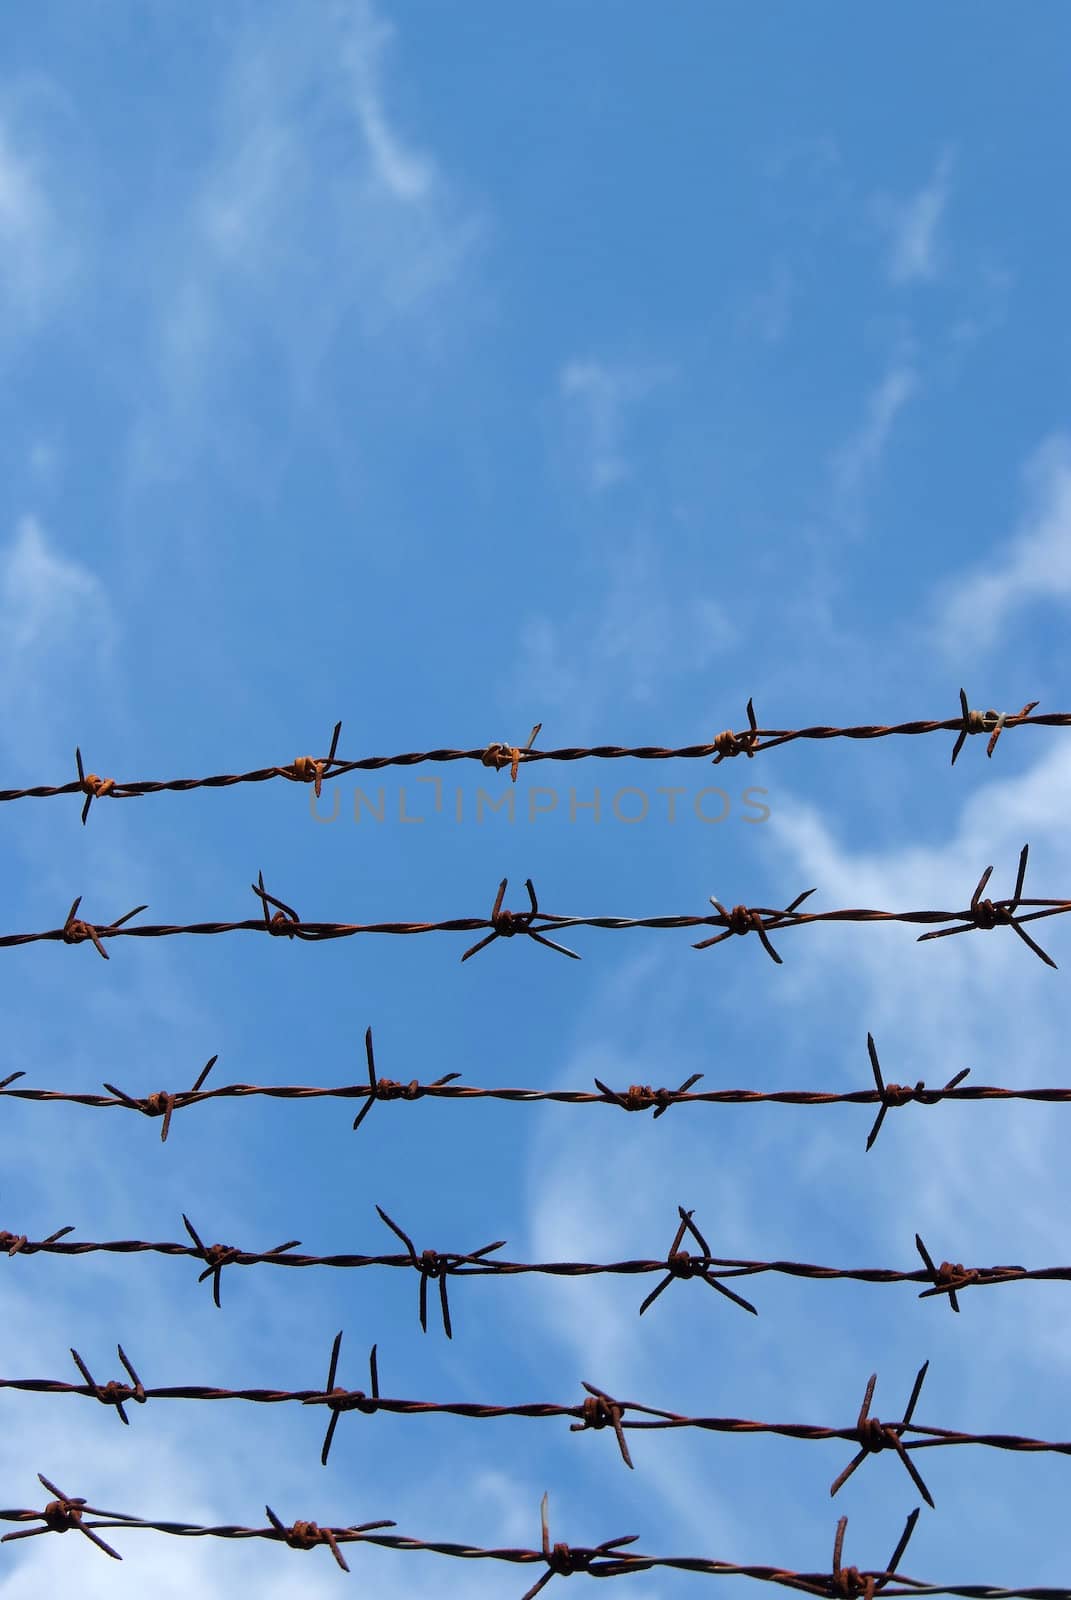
(5, 1343), (1071, 1503)
(0, 1205), (1056, 1325)
(0, 693), (1057, 821)
(1, 846), (1066, 969)
(3, 1485), (1067, 1597)
(1, 1032), (1059, 1153)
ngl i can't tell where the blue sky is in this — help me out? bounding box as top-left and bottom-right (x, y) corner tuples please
(1, 2), (1070, 1594)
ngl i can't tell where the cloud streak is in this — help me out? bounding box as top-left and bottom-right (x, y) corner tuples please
(878, 148), (955, 285)
(931, 433), (1071, 659)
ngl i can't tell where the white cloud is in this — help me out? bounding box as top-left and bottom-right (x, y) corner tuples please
(931, 433), (1071, 658)
(558, 360), (670, 491)
(878, 148), (955, 285)
(131, 0), (485, 484)
(0, 118), (69, 329)
(830, 362), (916, 525)
(0, 517), (113, 725)
(742, 262), (795, 344)
(511, 536), (737, 728)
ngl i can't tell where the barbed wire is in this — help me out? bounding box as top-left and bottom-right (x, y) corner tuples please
(0, 693), (1057, 823)
(4, 1342), (1069, 1504)
(1, 1031), (1066, 1152)
(2, 1482), (1066, 1597)
(1, 846), (1067, 968)
(0, 1204), (1057, 1325)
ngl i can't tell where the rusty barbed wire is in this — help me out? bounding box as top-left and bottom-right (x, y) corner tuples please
(4, 1029), (1063, 1152)
(1, 847), (1067, 968)
(2, 1483), (1067, 1597)
(0, 693), (1057, 821)
(3, 1341), (1069, 1501)
(0, 1204), (1057, 1322)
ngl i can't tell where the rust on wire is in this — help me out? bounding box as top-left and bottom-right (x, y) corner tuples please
(521, 1493), (639, 1600)
(460, 878), (580, 963)
(829, 1365), (934, 1507)
(692, 886), (817, 961)
(4, 847), (1068, 968)
(6, 1345), (1071, 1479)
(7, 1486), (1051, 1598)
(373, 1206), (506, 1338)
(283, 720), (343, 799)
(481, 722), (542, 784)
(0, 1206), (1050, 1314)
(352, 1026), (460, 1132)
(4, 694), (1063, 818)
(916, 844), (1058, 967)
(864, 1035), (971, 1151)
(638, 1206), (759, 1317)
(6, 1035), (1071, 1148)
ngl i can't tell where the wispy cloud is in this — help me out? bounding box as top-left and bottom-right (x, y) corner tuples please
(0, 516), (113, 737)
(741, 262), (795, 345)
(0, 115), (72, 331)
(511, 535), (737, 728)
(130, 0), (485, 484)
(930, 433), (1071, 659)
(876, 148), (955, 285)
(558, 360), (670, 491)
(830, 362), (916, 526)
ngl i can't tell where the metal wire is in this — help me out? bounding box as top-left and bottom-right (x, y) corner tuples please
(0, 693), (1055, 822)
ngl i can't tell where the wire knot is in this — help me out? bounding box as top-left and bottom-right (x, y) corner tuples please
(144, 1091), (176, 1119)
(283, 723), (341, 799)
(374, 1077), (423, 1102)
(726, 903), (756, 936)
(96, 1379), (145, 1411)
(326, 1386), (378, 1416)
(578, 1394), (623, 1433)
(712, 728), (757, 761)
(951, 689), (1038, 765)
(283, 1519), (328, 1552)
(79, 773), (115, 801)
(623, 1084), (658, 1111)
(935, 1259), (980, 1292)
(481, 723), (540, 784)
(419, 1247), (444, 1279)
(830, 1563), (873, 1600)
(666, 1248), (700, 1280)
(462, 877), (579, 963)
(547, 1541), (592, 1577)
(203, 1242), (239, 1271)
(289, 756), (328, 798)
(970, 896), (1010, 931)
(855, 1416), (893, 1454)
(0, 1231), (29, 1255)
(42, 1497), (83, 1534)
(712, 698), (759, 764)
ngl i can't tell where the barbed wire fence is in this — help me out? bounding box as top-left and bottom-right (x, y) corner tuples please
(2, 699), (1069, 1591)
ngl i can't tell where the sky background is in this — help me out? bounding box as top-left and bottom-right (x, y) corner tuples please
(1, 2), (1070, 1594)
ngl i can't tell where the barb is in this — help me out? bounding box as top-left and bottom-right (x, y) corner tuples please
(3, 1486), (1065, 1596)
(373, 1206), (506, 1338)
(637, 1205), (759, 1317)
(351, 1026), (460, 1132)
(4, 849), (1067, 967)
(4, 695), (1060, 817)
(1, 1207), (1044, 1312)
(916, 844), (1058, 968)
(828, 1365), (934, 1507)
(5, 1347), (1068, 1483)
(864, 1035), (970, 1151)
(460, 878), (579, 963)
